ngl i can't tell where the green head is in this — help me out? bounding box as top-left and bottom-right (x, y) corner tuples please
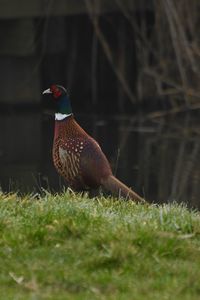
(43, 84), (72, 115)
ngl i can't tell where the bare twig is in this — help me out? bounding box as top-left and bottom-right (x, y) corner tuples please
(165, 0), (197, 73)
(144, 68), (200, 99)
(177, 139), (200, 200)
(162, 0), (190, 107)
(169, 115), (190, 201)
(85, 0), (137, 104)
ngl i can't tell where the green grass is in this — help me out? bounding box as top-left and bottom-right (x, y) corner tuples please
(0, 191), (200, 299)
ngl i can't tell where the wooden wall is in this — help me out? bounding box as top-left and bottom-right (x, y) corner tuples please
(0, 0), (153, 106)
(0, 0), (153, 19)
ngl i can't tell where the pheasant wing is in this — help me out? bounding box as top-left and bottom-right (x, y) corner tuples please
(79, 138), (112, 188)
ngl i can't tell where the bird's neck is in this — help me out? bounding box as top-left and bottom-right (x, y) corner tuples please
(55, 95), (73, 118)
(54, 115), (85, 140)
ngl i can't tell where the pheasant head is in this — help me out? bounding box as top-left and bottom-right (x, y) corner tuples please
(43, 84), (72, 117)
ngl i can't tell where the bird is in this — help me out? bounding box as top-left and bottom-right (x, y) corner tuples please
(43, 84), (145, 203)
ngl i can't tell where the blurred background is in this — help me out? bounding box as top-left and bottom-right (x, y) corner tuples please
(0, 0), (200, 207)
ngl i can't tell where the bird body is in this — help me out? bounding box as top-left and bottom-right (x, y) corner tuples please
(43, 84), (145, 203)
(53, 115), (112, 191)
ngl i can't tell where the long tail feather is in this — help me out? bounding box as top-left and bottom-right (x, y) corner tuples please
(101, 175), (145, 203)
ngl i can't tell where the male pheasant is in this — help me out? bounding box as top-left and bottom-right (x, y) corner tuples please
(43, 84), (145, 203)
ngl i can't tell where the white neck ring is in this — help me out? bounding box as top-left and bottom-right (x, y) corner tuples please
(55, 113), (72, 121)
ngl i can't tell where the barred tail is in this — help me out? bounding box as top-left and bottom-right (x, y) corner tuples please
(101, 175), (145, 203)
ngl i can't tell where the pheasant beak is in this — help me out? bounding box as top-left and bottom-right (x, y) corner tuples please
(42, 88), (52, 94)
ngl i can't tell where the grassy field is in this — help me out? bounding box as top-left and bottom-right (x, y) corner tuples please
(0, 191), (200, 300)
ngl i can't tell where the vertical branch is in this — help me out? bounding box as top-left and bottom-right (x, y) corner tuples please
(91, 26), (98, 106)
(166, 0), (197, 72)
(66, 25), (78, 88)
(157, 137), (170, 202)
(85, 0), (137, 104)
(162, 0), (190, 107)
(177, 139), (200, 200)
(190, 169), (200, 208)
(143, 137), (155, 200)
(169, 115), (190, 201)
(118, 17), (126, 111)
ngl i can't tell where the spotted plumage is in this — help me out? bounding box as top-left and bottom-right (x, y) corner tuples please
(52, 116), (112, 190)
(43, 84), (145, 203)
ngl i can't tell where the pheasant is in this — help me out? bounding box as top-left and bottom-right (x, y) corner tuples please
(43, 84), (145, 203)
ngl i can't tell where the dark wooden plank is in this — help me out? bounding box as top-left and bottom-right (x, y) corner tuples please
(0, 19), (35, 55)
(0, 57), (40, 104)
(0, 114), (41, 164)
(0, 0), (153, 19)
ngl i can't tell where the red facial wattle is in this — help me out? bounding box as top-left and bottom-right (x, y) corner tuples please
(51, 85), (62, 98)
